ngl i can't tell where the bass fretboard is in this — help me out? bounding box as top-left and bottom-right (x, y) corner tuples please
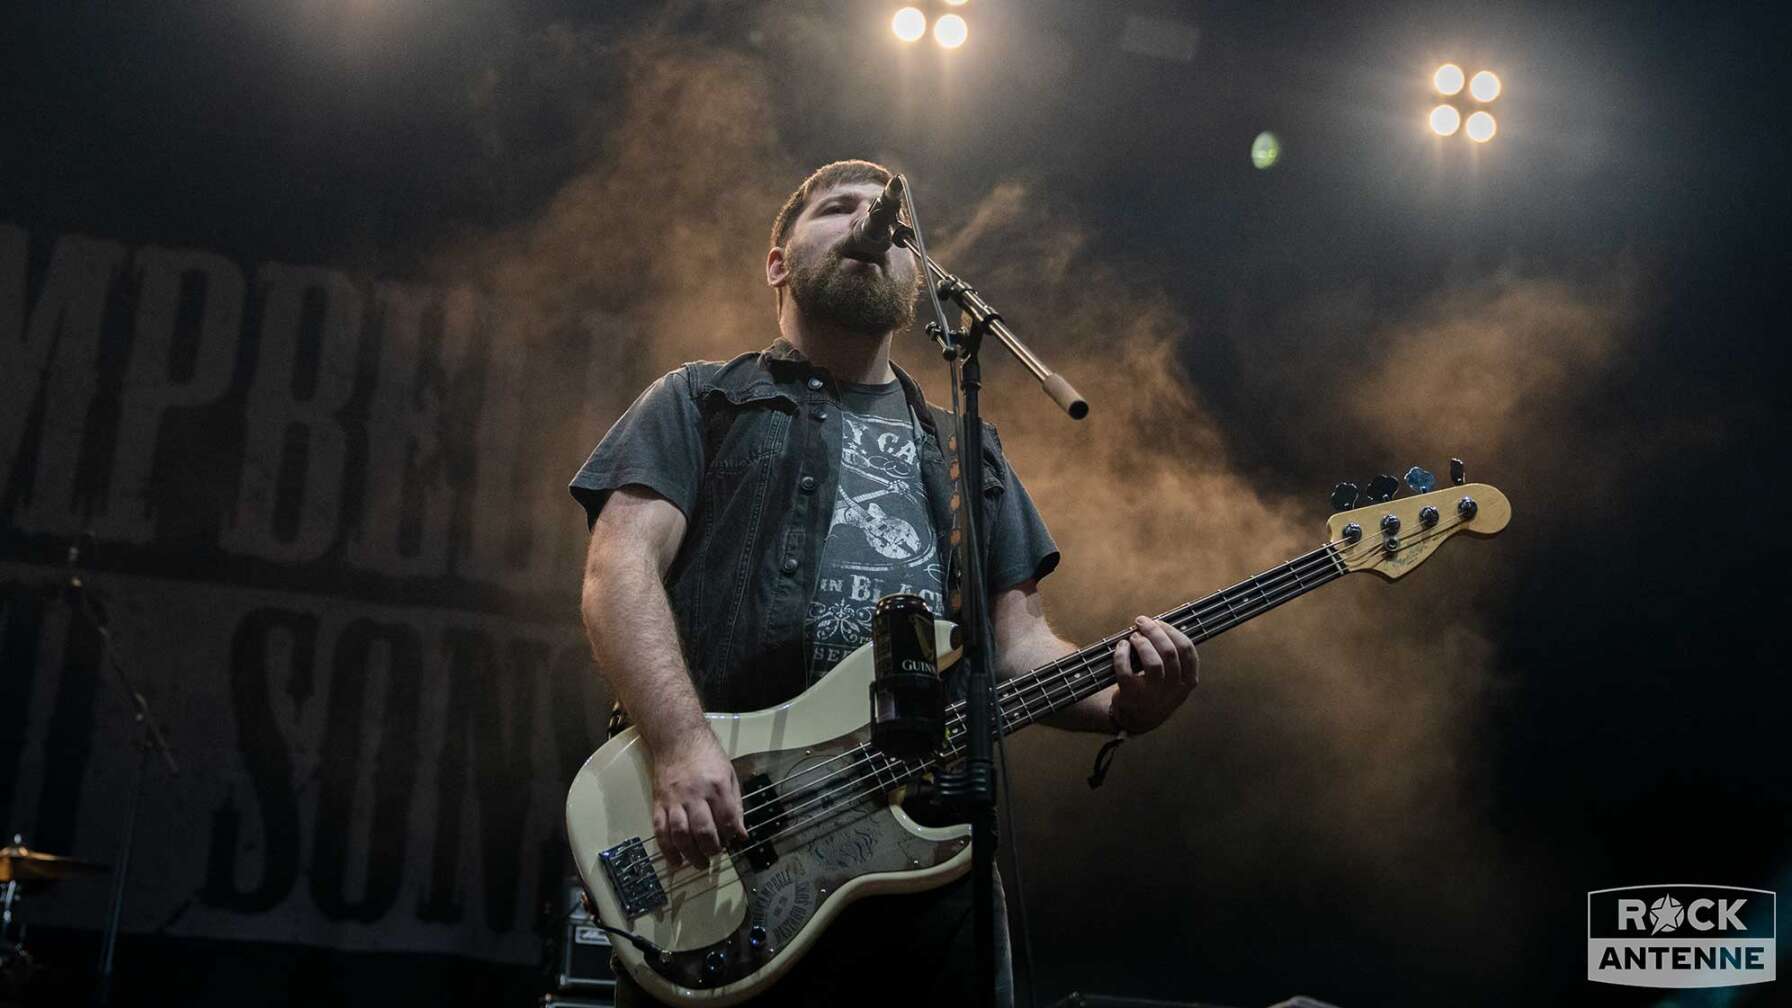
(947, 542), (1349, 744)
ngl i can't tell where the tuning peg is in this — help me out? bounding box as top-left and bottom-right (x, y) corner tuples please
(1330, 482), (1360, 511)
(1450, 458), (1465, 486)
(1403, 465), (1436, 494)
(1365, 474), (1399, 503)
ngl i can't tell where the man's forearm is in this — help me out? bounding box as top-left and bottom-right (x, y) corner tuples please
(582, 546), (708, 757)
(1044, 683), (1120, 733)
(997, 631), (1116, 734)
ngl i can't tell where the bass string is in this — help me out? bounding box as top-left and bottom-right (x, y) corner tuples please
(947, 535), (1359, 730)
(635, 531), (1386, 885)
(671, 540), (1349, 861)
(994, 544), (1350, 723)
(998, 510), (1468, 723)
(634, 530), (1381, 879)
(636, 513), (1466, 885)
(731, 535), (1353, 811)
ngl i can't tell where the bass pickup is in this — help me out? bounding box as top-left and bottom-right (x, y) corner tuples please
(737, 771), (788, 871)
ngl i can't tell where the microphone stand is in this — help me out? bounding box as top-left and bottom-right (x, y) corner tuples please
(889, 178), (1087, 1008)
(65, 539), (179, 1007)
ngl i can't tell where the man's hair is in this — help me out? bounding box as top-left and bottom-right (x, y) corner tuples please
(769, 159), (894, 251)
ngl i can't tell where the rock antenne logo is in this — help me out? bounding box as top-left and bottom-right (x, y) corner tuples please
(1588, 884), (1776, 989)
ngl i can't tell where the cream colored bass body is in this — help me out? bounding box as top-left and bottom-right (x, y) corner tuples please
(566, 480), (1513, 1006)
(564, 621), (970, 1007)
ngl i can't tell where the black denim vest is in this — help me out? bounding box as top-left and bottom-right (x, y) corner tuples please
(655, 338), (1009, 717)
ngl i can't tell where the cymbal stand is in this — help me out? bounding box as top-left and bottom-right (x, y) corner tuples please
(65, 544), (178, 1007)
(2, 843), (32, 1000)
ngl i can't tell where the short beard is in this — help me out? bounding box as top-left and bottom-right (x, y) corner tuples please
(787, 247), (918, 335)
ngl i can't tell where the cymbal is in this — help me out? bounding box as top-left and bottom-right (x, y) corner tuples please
(0, 844), (108, 883)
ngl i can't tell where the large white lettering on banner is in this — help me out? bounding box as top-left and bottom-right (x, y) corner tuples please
(0, 221), (630, 963)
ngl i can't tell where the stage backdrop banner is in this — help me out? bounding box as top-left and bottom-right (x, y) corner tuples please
(0, 221), (626, 963)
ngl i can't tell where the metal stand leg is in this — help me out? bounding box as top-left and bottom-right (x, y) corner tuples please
(65, 555), (178, 1008)
(92, 722), (150, 1007)
(2, 878), (16, 941)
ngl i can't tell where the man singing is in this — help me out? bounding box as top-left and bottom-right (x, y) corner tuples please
(571, 160), (1198, 1006)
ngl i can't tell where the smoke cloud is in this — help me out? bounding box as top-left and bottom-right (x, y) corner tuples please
(438, 6), (1643, 996)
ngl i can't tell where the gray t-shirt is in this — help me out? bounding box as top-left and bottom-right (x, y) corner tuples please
(569, 363), (1062, 693)
(806, 380), (946, 681)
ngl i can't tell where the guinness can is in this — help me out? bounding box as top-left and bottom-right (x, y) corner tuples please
(869, 593), (943, 760)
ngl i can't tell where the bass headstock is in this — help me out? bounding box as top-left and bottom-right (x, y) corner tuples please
(1327, 482), (1511, 580)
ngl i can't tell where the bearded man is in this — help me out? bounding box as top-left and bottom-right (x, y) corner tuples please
(571, 160), (1198, 1006)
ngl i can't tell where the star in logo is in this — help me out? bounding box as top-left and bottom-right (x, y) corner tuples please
(1649, 894), (1684, 934)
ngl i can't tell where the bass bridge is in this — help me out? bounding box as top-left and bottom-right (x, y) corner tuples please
(598, 837), (666, 918)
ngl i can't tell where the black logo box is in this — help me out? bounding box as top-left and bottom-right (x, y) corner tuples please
(1588, 887), (1776, 939)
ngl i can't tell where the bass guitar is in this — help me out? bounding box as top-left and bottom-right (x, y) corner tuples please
(565, 479), (1511, 1005)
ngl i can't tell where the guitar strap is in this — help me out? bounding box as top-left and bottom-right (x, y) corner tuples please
(929, 405), (1124, 790)
(923, 403), (970, 627)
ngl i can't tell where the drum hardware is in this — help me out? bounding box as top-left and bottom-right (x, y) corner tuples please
(0, 833), (111, 1002)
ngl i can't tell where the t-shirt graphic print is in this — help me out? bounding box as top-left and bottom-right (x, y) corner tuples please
(805, 380), (943, 682)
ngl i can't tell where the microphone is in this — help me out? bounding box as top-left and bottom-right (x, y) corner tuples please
(846, 175), (906, 257)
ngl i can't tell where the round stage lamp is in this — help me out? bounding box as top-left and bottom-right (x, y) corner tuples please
(1251, 131), (1281, 169)
(934, 13), (968, 48)
(1465, 110), (1497, 142)
(1429, 104), (1462, 136)
(1433, 63), (1465, 96)
(1469, 70), (1501, 102)
(892, 7), (926, 43)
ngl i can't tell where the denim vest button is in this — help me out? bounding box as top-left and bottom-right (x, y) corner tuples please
(780, 557), (799, 574)
(805, 376), (824, 390)
(812, 408), (829, 421)
(799, 475), (818, 492)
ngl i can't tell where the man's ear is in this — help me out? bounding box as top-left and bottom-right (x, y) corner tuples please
(766, 245), (790, 289)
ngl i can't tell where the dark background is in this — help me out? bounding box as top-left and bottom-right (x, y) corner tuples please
(4, 1), (1789, 1006)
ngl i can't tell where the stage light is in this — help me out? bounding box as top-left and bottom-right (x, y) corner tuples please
(1433, 63), (1464, 96)
(1469, 70), (1501, 102)
(892, 7), (926, 43)
(1429, 104), (1461, 136)
(934, 13), (967, 48)
(1465, 110), (1497, 142)
(942, 0), (968, 5)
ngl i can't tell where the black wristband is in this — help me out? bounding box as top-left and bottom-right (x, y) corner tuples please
(1088, 696), (1132, 789)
